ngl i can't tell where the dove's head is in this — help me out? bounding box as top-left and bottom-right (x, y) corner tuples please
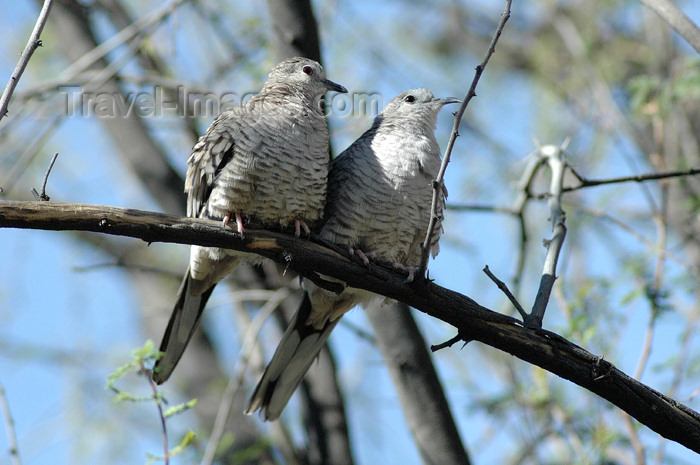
(263, 57), (347, 100)
(379, 88), (461, 130)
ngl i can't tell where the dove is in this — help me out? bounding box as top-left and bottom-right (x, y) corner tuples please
(152, 57), (347, 384)
(246, 88), (460, 420)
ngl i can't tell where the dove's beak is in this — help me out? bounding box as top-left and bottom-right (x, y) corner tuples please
(325, 79), (348, 93)
(435, 97), (462, 106)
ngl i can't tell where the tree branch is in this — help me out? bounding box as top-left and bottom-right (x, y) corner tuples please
(637, 0), (700, 54)
(527, 144), (568, 328)
(0, 383), (21, 465)
(0, 0), (54, 123)
(418, 0), (512, 276)
(566, 166), (700, 191)
(2, 199), (700, 454)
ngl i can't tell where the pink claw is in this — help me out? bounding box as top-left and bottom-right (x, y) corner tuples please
(223, 212), (245, 239)
(394, 263), (418, 283)
(294, 219), (311, 238)
(348, 248), (375, 266)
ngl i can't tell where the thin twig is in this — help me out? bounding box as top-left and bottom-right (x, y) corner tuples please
(141, 361), (169, 465)
(483, 265), (528, 320)
(0, 382), (22, 465)
(418, 0), (512, 276)
(0, 0), (54, 123)
(31, 153), (58, 201)
(430, 333), (463, 352)
(0, 115), (62, 195)
(561, 166), (700, 193)
(446, 203), (516, 214)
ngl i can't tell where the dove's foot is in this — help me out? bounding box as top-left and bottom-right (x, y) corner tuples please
(223, 212), (245, 239)
(394, 263), (418, 283)
(294, 219), (311, 238)
(349, 248), (377, 266)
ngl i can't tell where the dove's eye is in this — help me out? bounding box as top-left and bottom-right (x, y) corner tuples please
(303, 66), (314, 75)
(404, 95), (416, 103)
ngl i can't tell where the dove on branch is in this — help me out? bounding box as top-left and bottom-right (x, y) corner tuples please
(152, 57), (347, 384)
(246, 88), (460, 420)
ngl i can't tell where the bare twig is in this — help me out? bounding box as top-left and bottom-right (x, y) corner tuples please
(0, 0), (54, 123)
(31, 153), (58, 201)
(527, 144), (568, 328)
(430, 334), (464, 352)
(0, 115), (62, 195)
(483, 265), (527, 319)
(0, 383), (21, 465)
(418, 0), (512, 276)
(140, 361), (169, 465)
(637, 0), (700, 54)
(560, 167), (700, 193)
(446, 203), (516, 214)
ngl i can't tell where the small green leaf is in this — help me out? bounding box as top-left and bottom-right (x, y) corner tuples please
(163, 398), (198, 418)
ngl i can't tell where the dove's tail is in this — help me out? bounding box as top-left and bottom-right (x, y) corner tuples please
(152, 271), (216, 384)
(246, 292), (340, 421)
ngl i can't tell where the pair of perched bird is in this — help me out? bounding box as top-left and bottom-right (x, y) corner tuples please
(151, 57), (460, 421)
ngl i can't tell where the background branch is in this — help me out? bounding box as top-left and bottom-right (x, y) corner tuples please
(637, 0), (700, 54)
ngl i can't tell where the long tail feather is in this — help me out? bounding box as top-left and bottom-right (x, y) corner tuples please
(152, 271), (216, 384)
(246, 292), (340, 421)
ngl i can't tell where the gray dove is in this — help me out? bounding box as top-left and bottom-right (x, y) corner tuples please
(152, 57), (347, 384)
(246, 88), (460, 420)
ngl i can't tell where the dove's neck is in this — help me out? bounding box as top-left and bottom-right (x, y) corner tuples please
(259, 85), (323, 109)
(373, 113), (439, 136)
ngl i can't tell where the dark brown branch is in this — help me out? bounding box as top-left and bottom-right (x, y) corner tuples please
(483, 265), (527, 319)
(2, 200), (700, 455)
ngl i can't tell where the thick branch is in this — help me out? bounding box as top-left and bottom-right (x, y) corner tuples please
(2, 200), (700, 454)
